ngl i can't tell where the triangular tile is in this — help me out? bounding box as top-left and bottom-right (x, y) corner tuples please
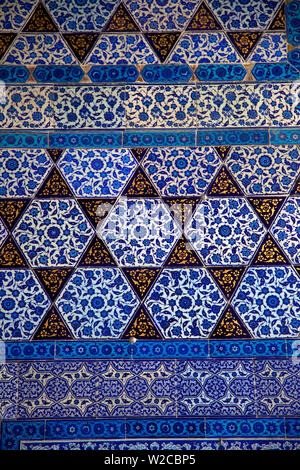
(63, 33), (99, 63)
(79, 236), (116, 266)
(0, 236), (28, 268)
(130, 148), (148, 162)
(123, 267), (160, 300)
(34, 268), (73, 301)
(208, 267), (245, 300)
(165, 236), (203, 267)
(122, 167), (159, 197)
(77, 198), (116, 229)
(291, 174), (300, 195)
(251, 233), (290, 266)
(187, 1), (222, 30)
(144, 33), (181, 62)
(163, 197), (201, 229)
(248, 197), (285, 228)
(207, 166), (242, 196)
(210, 305), (251, 339)
(0, 199), (30, 230)
(122, 305), (162, 340)
(215, 146), (231, 161)
(46, 148), (65, 163)
(0, 33), (17, 61)
(23, 2), (58, 32)
(268, 3), (285, 30)
(36, 167), (73, 198)
(104, 3), (140, 32)
(227, 32), (262, 60)
(33, 305), (73, 340)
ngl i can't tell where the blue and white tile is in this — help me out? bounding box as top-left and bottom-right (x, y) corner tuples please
(58, 148), (137, 197)
(0, 0), (38, 31)
(1, 35), (78, 65)
(226, 146), (300, 195)
(232, 266), (300, 338)
(0, 269), (51, 340)
(51, 86), (125, 129)
(196, 84), (269, 128)
(99, 198), (181, 266)
(142, 65), (193, 83)
(124, 85), (198, 128)
(176, 360), (256, 416)
(124, 0), (200, 31)
(0, 149), (52, 198)
(13, 199), (94, 267)
(166, 33), (241, 64)
(254, 360), (300, 416)
(142, 146), (221, 196)
(55, 268), (140, 339)
(248, 33), (287, 63)
(44, 0), (120, 31)
(271, 197), (300, 264)
(268, 83), (300, 127)
(0, 363), (18, 419)
(19, 439), (300, 451)
(252, 63), (300, 82)
(144, 268), (227, 338)
(205, 0), (282, 30)
(0, 86), (53, 129)
(195, 64), (247, 82)
(86, 34), (159, 65)
(185, 198), (266, 266)
(16, 360), (179, 418)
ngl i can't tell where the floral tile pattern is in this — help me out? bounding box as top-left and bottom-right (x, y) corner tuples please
(0, 0), (299, 452)
(0, 149), (52, 197)
(142, 146), (221, 196)
(13, 199), (94, 267)
(58, 148), (137, 197)
(185, 198), (266, 265)
(55, 268), (140, 338)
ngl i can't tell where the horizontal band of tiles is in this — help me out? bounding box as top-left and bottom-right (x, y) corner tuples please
(1, 84), (299, 130)
(1, 418), (299, 449)
(3, 339), (294, 360)
(19, 439), (300, 451)
(2, 64), (299, 83)
(2, 128), (300, 147)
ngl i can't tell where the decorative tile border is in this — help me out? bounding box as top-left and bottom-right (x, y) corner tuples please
(19, 438), (300, 451)
(2, 339), (294, 361)
(1, 418), (299, 449)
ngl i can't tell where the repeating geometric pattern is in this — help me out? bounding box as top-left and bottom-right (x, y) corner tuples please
(0, 0), (299, 452)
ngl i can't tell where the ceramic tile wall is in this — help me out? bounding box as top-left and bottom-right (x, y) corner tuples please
(0, 0), (299, 450)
